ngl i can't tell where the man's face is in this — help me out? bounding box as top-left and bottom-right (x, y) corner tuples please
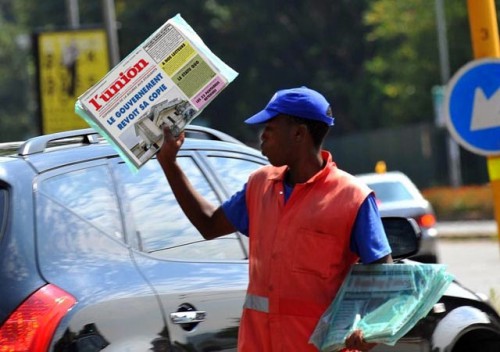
(259, 115), (297, 166)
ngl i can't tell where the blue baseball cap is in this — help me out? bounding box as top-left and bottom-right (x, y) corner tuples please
(244, 86), (334, 126)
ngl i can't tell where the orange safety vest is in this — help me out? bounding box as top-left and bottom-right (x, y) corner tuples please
(238, 151), (371, 351)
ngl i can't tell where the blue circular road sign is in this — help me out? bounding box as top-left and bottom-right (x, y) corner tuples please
(445, 58), (500, 156)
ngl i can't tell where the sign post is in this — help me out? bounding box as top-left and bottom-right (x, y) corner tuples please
(466, 0), (500, 245)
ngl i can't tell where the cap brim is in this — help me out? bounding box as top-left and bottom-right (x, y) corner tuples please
(244, 109), (279, 125)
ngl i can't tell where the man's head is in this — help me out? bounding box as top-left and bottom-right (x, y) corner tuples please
(246, 87), (332, 151)
(246, 87), (333, 166)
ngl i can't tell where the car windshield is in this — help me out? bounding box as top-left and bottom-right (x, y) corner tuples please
(368, 181), (414, 203)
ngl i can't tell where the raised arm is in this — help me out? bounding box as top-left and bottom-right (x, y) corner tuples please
(156, 127), (236, 239)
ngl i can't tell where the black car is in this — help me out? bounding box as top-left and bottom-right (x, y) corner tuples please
(1, 127), (499, 351)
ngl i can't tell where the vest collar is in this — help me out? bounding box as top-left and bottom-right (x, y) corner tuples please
(268, 150), (336, 184)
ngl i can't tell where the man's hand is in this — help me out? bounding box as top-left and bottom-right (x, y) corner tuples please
(157, 126), (185, 168)
(343, 329), (376, 352)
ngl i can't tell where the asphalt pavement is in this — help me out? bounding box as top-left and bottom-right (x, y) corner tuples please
(436, 220), (499, 239)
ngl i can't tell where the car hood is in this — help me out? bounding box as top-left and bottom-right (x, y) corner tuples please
(399, 260), (483, 302)
(444, 280), (485, 301)
(377, 200), (431, 215)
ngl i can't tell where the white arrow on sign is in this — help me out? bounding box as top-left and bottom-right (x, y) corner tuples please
(470, 87), (500, 131)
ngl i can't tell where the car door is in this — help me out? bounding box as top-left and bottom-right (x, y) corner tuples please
(113, 150), (260, 351)
(35, 160), (169, 351)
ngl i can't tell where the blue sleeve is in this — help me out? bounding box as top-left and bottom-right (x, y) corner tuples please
(350, 193), (392, 263)
(221, 183), (250, 236)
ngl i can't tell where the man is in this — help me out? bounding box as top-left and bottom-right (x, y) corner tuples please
(157, 86), (392, 351)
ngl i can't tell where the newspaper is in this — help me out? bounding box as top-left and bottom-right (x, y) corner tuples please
(309, 263), (454, 351)
(75, 14), (238, 171)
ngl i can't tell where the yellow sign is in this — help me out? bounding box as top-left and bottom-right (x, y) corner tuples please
(36, 29), (110, 134)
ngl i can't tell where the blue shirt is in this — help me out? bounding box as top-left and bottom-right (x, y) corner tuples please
(222, 183), (391, 264)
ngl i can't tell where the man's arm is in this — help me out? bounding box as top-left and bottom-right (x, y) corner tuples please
(156, 127), (236, 239)
(351, 194), (393, 264)
(344, 195), (392, 350)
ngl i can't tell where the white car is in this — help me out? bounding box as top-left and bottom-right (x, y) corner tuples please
(357, 171), (439, 263)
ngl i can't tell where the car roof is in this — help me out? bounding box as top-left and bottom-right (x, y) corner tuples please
(0, 125), (264, 174)
(356, 171), (421, 193)
(356, 171), (413, 183)
(357, 170), (426, 198)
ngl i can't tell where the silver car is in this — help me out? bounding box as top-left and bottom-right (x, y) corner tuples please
(357, 171), (439, 263)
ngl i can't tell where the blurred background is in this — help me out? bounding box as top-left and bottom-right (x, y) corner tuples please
(1, 0), (498, 195)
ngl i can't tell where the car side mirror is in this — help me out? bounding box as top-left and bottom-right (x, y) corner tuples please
(382, 217), (421, 260)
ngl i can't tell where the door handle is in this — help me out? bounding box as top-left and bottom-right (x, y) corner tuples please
(170, 310), (206, 324)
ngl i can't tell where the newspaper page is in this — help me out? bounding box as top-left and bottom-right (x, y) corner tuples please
(75, 14), (238, 171)
(309, 263), (453, 352)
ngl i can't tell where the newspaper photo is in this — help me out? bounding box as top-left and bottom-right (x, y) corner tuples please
(75, 14), (238, 171)
(309, 263), (454, 351)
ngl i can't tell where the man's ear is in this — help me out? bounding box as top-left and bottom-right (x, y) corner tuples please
(294, 123), (308, 142)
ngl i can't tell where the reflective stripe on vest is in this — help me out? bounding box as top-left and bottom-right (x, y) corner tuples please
(244, 294), (327, 318)
(244, 293), (269, 313)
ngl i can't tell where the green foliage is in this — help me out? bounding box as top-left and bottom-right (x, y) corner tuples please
(0, 1), (36, 140)
(422, 185), (495, 221)
(363, 0), (472, 128)
(0, 0), (499, 143)
(115, 0), (376, 139)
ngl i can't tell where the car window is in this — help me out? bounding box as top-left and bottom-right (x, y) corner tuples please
(207, 155), (264, 195)
(116, 157), (246, 261)
(38, 165), (124, 239)
(367, 181), (415, 203)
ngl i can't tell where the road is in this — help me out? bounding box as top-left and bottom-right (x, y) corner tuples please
(437, 238), (500, 297)
(436, 220), (498, 239)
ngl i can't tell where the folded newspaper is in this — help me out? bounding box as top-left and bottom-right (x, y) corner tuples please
(309, 263), (454, 351)
(75, 14), (238, 171)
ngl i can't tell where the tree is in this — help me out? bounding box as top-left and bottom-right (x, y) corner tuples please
(116, 0), (373, 140)
(362, 0), (480, 128)
(1, 0), (497, 143)
(0, 1), (36, 140)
